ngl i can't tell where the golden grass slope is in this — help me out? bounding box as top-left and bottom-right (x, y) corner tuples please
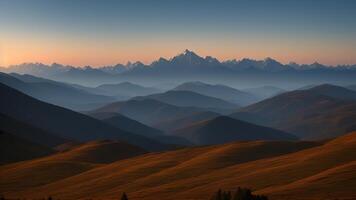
(1, 132), (355, 200)
(0, 140), (146, 194)
(1, 140), (320, 199)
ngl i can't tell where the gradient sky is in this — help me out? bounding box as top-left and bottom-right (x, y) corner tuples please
(1, 0), (356, 67)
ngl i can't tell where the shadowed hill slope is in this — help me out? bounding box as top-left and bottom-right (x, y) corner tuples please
(0, 113), (68, 147)
(88, 112), (164, 137)
(0, 131), (54, 165)
(89, 112), (191, 145)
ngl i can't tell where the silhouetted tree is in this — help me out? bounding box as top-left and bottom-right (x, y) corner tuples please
(121, 192), (128, 200)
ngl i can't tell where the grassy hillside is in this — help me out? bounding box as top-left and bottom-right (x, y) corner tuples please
(0, 139), (323, 199)
(0, 140), (147, 194)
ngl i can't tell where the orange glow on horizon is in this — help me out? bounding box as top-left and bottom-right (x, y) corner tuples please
(1, 35), (356, 67)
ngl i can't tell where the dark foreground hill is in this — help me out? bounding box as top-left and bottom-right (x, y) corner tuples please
(0, 131), (54, 165)
(0, 83), (168, 151)
(0, 113), (68, 147)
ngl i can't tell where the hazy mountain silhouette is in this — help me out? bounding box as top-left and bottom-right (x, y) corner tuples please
(96, 82), (160, 97)
(242, 86), (286, 99)
(0, 72), (116, 111)
(132, 90), (238, 112)
(89, 112), (191, 145)
(173, 116), (297, 145)
(173, 81), (258, 106)
(0, 131), (54, 165)
(346, 84), (356, 91)
(95, 99), (205, 125)
(232, 84), (356, 139)
(0, 83), (169, 151)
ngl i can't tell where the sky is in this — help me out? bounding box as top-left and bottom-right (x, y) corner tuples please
(0, 0), (356, 67)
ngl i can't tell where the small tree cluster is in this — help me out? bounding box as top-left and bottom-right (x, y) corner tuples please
(210, 187), (268, 200)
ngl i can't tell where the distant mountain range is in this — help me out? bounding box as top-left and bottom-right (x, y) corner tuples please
(2, 49), (356, 87)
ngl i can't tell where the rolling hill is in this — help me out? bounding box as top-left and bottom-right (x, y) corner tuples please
(173, 116), (297, 145)
(231, 84), (356, 139)
(0, 139), (146, 193)
(173, 81), (258, 106)
(95, 99), (204, 125)
(132, 90), (238, 112)
(49, 140), (147, 164)
(0, 83), (168, 151)
(0, 133), (340, 199)
(2, 131), (353, 200)
(0, 72), (116, 110)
